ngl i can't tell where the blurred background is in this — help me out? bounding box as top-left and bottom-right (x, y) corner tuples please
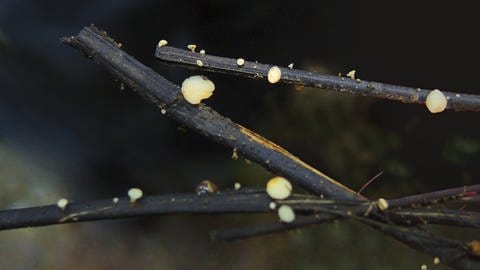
(1, 1), (479, 269)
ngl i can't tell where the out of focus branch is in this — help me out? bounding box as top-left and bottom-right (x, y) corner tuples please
(155, 46), (480, 112)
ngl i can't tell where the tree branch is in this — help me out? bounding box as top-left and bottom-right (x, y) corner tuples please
(155, 46), (480, 112)
(57, 26), (479, 269)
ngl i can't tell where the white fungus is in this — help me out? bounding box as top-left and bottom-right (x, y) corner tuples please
(157, 39), (168, 47)
(57, 198), (69, 211)
(269, 202), (277, 210)
(236, 58), (245, 66)
(234, 182), (241, 190)
(196, 59), (204, 67)
(113, 197), (119, 204)
(267, 66), (282, 83)
(425, 89), (447, 113)
(128, 188), (143, 203)
(346, 70), (356, 79)
(278, 205), (295, 223)
(266, 176), (292, 200)
(377, 198), (389, 211)
(199, 49), (206, 55)
(161, 108), (167, 115)
(181, 75), (215, 104)
(187, 44), (197, 52)
(288, 63), (294, 69)
(420, 264), (427, 270)
(433, 257), (440, 265)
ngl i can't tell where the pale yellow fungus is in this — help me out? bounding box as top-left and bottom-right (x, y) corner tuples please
(266, 176), (292, 200)
(158, 39), (168, 47)
(181, 75), (215, 104)
(269, 202), (277, 210)
(161, 109), (167, 115)
(377, 198), (389, 211)
(113, 197), (119, 204)
(57, 198), (69, 211)
(196, 60), (204, 67)
(231, 148), (238, 160)
(433, 257), (440, 265)
(199, 49), (206, 55)
(346, 70), (356, 79)
(234, 182), (241, 190)
(267, 66), (282, 83)
(236, 58), (245, 66)
(420, 264), (427, 270)
(128, 188), (143, 203)
(187, 44), (197, 52)
(278, 205), (295, 223)
(425, 89), (447, 113)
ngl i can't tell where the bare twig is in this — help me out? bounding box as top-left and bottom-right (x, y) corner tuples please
(155, 46), (480, 112)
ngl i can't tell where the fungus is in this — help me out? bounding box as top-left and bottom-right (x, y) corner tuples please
(269, 202), (277, 210)
(267, 66), (282, 83)
(113, 197), (119, 204)
(187, 44), (197, 52)
(377, 198), (389, 211)
(200, 49), (206, 55)
(346, 70), (356, 79)
(433, 257), (440, 265)
(196, 60), (204, 67)
(420, 264), (427, 270)
(234, 182), (241, 190)
(181, 75), (215, 104)
(278, 205), (295, 223)
(128, 188), (143, 203)
(57, 198), (69, 211)
(266, 176), (292, 200)
(157, 40), (168, 47)
(196, 180), (219, 195)
(288, 63), (294, 69)
(425, 89), (447, 113)
(236, 58), (245, 66)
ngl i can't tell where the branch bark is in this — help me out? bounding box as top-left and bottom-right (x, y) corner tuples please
(155, 46), (480, 112)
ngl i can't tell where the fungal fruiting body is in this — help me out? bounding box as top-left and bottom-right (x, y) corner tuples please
(234, 182), (241, 190)
(288, 63), (294, 69)
(57, 198), (69, 211)
(236, 58), (245, 66)
(196, 60), (204, 67)
(200, 49), (206, 55)
(196, 180), (219, 195)
(267, 66), (282, 83)
(420, 264), (427, 270)
(278, 205), (295, 223)
(377, 198), (389, 211)
(269, 202), (277, 210)
(433, 257), (440, 265)
(187, 44), (197, 52)
(346, 70), (356, 79)
(425, 89), (447, 113)
(157, 40), (168, 47)
(128, 188), (143, 203)
(266, 176), (292, 200)
(181, 75), (215, 104)
(113, 197), (119, 204)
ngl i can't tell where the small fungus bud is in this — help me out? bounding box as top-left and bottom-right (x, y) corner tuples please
(157, 39), (168, 47)
(267, 66), (282, 83)
(420, 264), (427, 270)
(278, 205), (295, 223)
(346, 70), (356, 79)
(266, 176), (292, 200)
(199, 49), (206, 55)
(433, 257), (440, 265)
(181, 75), (215, 104)
(234, 182), (241, 190)
(236, 58), (245, 66)
(113, 197), (119, 204)
(57, 198), (69, 211)
(288, 63), (294, 69)
(425, 89), (447, 113)
(128, 188), (143, 203)
(196, 180), (219, 195)
(187, 44), (197, 52)
(269, 202), (277, 210)
(196, 59), (204, 67)
(377, 198), (389, 211)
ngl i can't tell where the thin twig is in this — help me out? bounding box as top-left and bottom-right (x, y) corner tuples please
(155, 46), (480, 112)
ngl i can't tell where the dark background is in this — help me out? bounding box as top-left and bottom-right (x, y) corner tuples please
(0, 1), (479, 269)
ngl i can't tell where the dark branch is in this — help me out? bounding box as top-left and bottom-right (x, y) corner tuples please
(155, 46), (480, 112)
(61, 27), (362, 201)
(59, 26), (480, 269)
